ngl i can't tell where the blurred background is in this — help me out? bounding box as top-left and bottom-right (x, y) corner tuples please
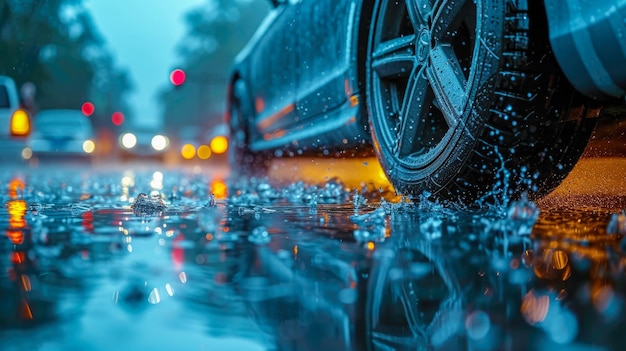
(0, 0), (270, 166)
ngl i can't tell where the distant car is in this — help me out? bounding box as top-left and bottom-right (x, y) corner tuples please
(119, 129), (170, 161)
(227, 0), (626, 204)
(27, 109), (95, 161)
(0, 75), (30, 160)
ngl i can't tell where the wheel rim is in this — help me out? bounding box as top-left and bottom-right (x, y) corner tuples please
(369, 0), (477, 169)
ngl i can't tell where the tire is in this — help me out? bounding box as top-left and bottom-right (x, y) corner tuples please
(366, 0), (598, 205)
(228, 79), (269, 180)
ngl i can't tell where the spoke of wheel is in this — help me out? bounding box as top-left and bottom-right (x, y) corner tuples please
(406, 0), (431, 30)
(431, 0), (469, 41)
(426, 44), (467, 125)
(397, 66), (432, 157)
(372, 35), (417, 79)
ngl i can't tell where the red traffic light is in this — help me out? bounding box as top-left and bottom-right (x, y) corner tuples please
(81, 102), (95, 116)
(111, 112), (125, 126)
(170, 69), (186, 86)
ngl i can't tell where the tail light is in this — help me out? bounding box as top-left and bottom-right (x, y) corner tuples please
(10, 109), (30, 137)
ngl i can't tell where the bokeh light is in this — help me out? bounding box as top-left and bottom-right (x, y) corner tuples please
(181, 144), (196, 159)
(151, 135), (169, 151)
(170, 69), (186, 86)
(111, 112), (125, 126)
(21, 147), (32, 160)
(10, 109), (30, 136)
(197, 145), (212, 160)
(210, 136), (228, 154)
(121, 133), (137, 149)
(81, 102), (95, 116)
(82, 140), (96, 154)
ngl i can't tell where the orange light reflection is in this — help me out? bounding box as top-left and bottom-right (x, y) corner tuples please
(211, 179), (228, 199)
(9, 178), (25, 199)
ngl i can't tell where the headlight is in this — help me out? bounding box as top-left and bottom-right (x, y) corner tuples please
(83, 140), (96, 154)
(210, 136), (228, 154)
(151, 135), (169, 151)
(121, 133), (137, 149)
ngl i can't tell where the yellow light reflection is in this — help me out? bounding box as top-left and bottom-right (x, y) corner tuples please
(210, 136), (228, 154)
(7, 230), (24, 245)
(211, 179), (227, 199)
(9, 178), (25, 199)
(121, 172), (135, 202)
(8, 200), (26, 229)
(521, 290), (550, 325)
(7, 200), (27, 245)
(592, 284), (616, 315)
(181, 144), (196, 160)
(551, 250), (569, 269)
(11, 109), (30, 136)
(197, 145), (211, 160)
(267, 157), (394, 195)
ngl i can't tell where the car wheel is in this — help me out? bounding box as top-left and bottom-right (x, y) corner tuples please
(228, 79), (269, 179)
(366, 0), (598, 205)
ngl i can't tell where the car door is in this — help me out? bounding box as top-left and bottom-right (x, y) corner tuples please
(294, 0), (357, 123)
(247, 0), (301, 139)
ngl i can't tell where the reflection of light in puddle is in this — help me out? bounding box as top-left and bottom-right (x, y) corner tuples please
(268, 156), (393, 192)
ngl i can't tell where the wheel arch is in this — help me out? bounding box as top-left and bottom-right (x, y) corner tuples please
(225, 71), (242, 126)
(354, 0), (377, 96)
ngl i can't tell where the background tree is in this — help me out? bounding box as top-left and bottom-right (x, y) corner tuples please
(0, 0), (132, 129)
(159, 0), (269, 138)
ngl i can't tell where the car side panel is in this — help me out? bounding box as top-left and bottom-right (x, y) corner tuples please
(294, 0), (359, 123)
(246, 3), (300, 140)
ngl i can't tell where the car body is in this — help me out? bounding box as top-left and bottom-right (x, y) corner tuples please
(227, 0), (626, 205)
(27, 109), (95, 161)
(119, 129), (170, 161)
(0, 75), (31, 161)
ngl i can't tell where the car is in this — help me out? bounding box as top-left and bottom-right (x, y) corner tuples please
(227, 0), (626, 205)
(0, 75), (31, 161)
(27, 109), (95, 162)
(119, 129), (170, 162)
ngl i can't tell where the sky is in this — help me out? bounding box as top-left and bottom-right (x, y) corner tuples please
(85, 0), (206, 129)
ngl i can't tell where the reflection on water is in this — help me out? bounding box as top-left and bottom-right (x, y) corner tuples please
(0, 169), (624, 350)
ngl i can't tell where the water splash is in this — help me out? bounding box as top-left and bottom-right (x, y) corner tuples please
(131, 193), (166, 215)
(353, 188), (367, 215)
(506, 193), (540, 236)
(229, 177), (349, 207)
(420, 217), (443, 240)
(608, 210), (626, 235)
(248, 226), (271, 244)
(351, 207), (387, 243)
(206, 194), (217, 208)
